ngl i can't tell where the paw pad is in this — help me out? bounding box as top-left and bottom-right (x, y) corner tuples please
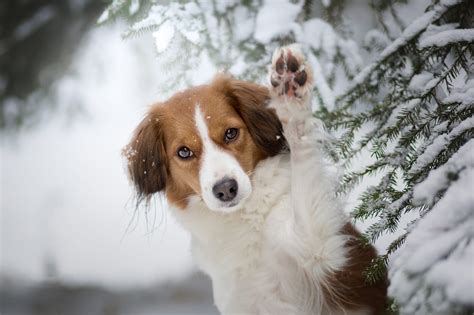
(270, 48), (310, 99)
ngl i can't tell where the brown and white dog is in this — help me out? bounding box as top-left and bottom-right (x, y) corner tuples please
(124, 45), (387, 315)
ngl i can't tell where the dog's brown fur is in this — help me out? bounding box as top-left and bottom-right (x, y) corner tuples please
(326, 223), (388, 314)
(124, 75), (387, 313)
(125, 76), (285, 208)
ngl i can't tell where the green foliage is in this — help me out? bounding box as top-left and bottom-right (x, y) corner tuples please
(98, 0), (152, 25)
(317, 0), (474, 286)
(98, 0), (360, 101)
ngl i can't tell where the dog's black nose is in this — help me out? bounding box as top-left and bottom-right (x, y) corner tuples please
(212, 178), (238, 202)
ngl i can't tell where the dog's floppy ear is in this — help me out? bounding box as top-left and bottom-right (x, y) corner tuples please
(214, 75), (287, 157)
(123, 110), (168, 201)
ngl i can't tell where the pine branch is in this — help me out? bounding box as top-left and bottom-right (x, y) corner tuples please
(336, 0), (461, 109)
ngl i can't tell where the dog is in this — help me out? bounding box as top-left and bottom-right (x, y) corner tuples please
(123, 45), (388, 315)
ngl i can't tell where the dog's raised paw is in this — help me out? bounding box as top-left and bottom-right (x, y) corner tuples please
(269, 44), (313, 102)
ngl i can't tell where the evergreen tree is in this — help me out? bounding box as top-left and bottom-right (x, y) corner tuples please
(321, 0), (473, 313)
(98, 0), (361, 104)
(102, 0), (474, 313)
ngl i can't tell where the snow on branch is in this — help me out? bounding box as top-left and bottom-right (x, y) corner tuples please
(390, 144), (474, 314)
(420, 29), (474, 48)
(413, 139), (474, 206)
(337, 0), (462, 105)
(409, 117), (474, 179)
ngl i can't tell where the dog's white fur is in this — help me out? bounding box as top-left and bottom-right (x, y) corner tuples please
(169, 45), (370, 315)
(195, 105), (253, 213)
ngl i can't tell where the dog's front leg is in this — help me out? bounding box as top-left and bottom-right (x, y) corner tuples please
(267, 44), (348, 293)
(263, 46), (385, 315)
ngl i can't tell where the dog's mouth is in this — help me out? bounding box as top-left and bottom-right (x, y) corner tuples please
(213, 197), (244, 213)
(225, 199), (241, 209)
(200, 192), (250, 213)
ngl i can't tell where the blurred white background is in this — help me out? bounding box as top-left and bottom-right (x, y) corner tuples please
(1, 22), (200, 287)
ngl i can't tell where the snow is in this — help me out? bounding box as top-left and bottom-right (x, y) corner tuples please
(381, 0), (461, 53)
(1, 23), (196, 288)
(412, 139), (474, 206)
(233, 6), (255, 42)
(129, 2), (204, 45)
(338, 39), (363, 76)
(129, 4), (166, 32)
(297, 17), (362, 100)
(342, 0), (458, 96)
(443, 79), (474, 106)
(409, 116), (474, 176)
(214, 0), (239, 14)
(229, 57), (247, 76)
(390, 163), (474, 313)
(189, 50), (217, 86)
(302, 19), (336, 54)
(152, 21), (175, 53)
(307, 52), (336, 110)
(298, 18), (363, 82)
(322, 0), (331, 7)
(420, 29), (474, 48)
(129, 0), (140, 15)
(418, 22), (458, 46)
(427, 240), (474, 305)
(364, 29), (390, 50)
(408, 71), (436, 93)
(97, 9), (109, 24)
(254, 0), (302, 44)
(383, 99), (420, 131)
(301, 19), (336, 77)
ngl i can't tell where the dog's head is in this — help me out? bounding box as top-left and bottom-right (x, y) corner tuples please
(124, 75), (286, 212)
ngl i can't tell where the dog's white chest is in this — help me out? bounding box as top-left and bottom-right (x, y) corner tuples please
(171, 155), (294, 313)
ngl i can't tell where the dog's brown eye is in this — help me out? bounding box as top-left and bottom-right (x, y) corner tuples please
(177, 146), (193, 159)
(224, 128), (239, 143)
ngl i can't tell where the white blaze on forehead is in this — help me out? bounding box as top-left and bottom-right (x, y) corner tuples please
(194, 104), (212, 144)
(194, 104), (252, 212)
